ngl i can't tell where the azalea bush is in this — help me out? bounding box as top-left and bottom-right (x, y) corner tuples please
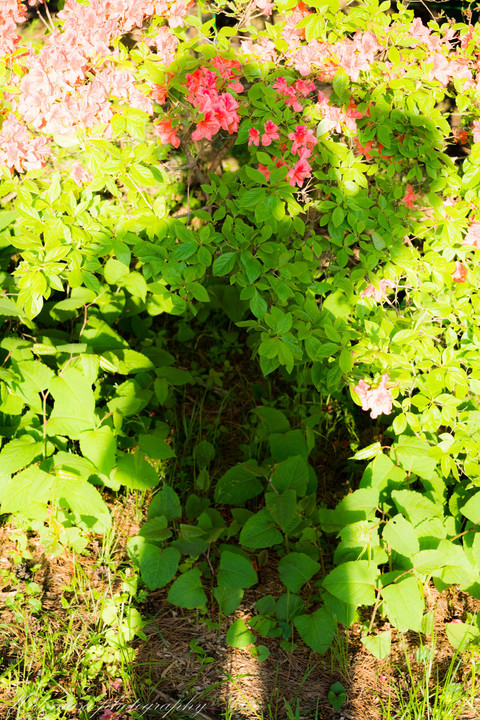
(2, 0), (480, 658)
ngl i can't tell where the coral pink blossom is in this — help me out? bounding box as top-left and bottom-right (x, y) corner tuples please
(288, 125), (317, 156)
(402, 185), (416, 209)
(452, 261), (467, 282)
(473, 121), (480, 144)
(0, 114), (51, 173)
(463, 222), (480, 249)
(262, 121), (279, 146)
(254, 0), (273, 14)
(71, 163), (93, 186)
(361, 279), (395, 301)
(249, 128), (260, 146)
(354, 374), (393, 419)
(288, 156), (312, 187)
(154, 118), (180, 147)
(258, 164), (270, 181)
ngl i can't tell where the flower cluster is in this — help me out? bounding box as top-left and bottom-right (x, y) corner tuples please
(353, 375), (393, 419)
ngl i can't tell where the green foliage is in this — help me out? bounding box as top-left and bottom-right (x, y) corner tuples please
(4, 0), (480, 664)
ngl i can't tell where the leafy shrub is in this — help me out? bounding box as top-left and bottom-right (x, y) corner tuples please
(1, 0), (480, 655)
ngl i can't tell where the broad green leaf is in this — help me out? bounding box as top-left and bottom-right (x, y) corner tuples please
(100, 349), (154, 374)
(79, 426), (116, 476)
(167, 568), (207, 609)
(360, 631), (391, 659)
(461, 492), (480, 525)
(139, 430), (175, 460)
(112, 451), (159, 490)
(270, 455), (309, 495)
(11, 360), (55, 412)
(322, 560), (377, 607)
(138, 544), (180, 591)
(56, 476), (111, 532)
(217, 550), (258, 589)
(269, 430), (308, 462)
(0, 436), (43, 475)
(137, 516), (171, 544)
(148, 485), (182, 522)
(391, 436), (436, 479)
(213, 586), (243, 615)
(0, 466), (52, 514)
(446, 622), (479, 650)
(383, 514), (419, 556)
(214, 462), (264, 504)
(278, 553), (320, 593)
(265, 490), (297, 533)
(293, 607), (335, 653)
(381, 576), (424, 633)
(48, 367), (96, 439)
(226, 618), (255, 648)
(239, 509), (283, 549)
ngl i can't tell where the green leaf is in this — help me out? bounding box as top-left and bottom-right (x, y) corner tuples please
(391, 436), (436, 479)
(383, 514), (419, 556)
(381, 576), (424, 633)
(112, 451), (159, 490)
(47, 367), (96, 439)
(139, 430), (175, 460)
(218, 550), (258, 589)
(0, 296), (21, 317)
(214, 462), (264, 504)
(278, 553), (320, 593)
(239, 508), (284, 549)
(460, 491), (480, 524)
(360, 631), (391, 659)
(0, 437), (43, 475)
(0, 466), (52, 514)
(446, 622), (479, 650)
(293, 607), (335, 653)
(213, 586), (243, 615)
(138, 544), (180, 591)
(270, 455), (309, 495)
(79, 426), (116, 476)
(226, 618), (256, 648)
(322, 560), (377, 606)
(148, 485), (182, 522)
(56, 476), (111, 532)
(104, 257), (129, 285)
(100, 349), (154, 374)
(167, 568), (207, 609)
(265, 490), (297, 533)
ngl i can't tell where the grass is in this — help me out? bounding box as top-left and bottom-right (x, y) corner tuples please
(378, 638), (480, 720)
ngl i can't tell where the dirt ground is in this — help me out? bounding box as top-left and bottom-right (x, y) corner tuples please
(1, 494), (480, 720)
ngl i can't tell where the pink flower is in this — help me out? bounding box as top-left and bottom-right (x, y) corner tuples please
(262, 121), (279, 146)
(248, 128), (260, 146)
(258, 163), (270, 181)
(214, 93), (239, 133)
(191, 110), (221, 141)
(402, 185), (416, 209)
(288, 156), (312, 187)
(361, 278), (395, 302)
(473, 120), (480, 144)
(463, 222), (480, 249)
(254, 0), (273, 14)
(99, 710), (120, 720)
(71, 162), (93, 186)
(295, 79), (315, 97)
(452, 261), (467, 282)
(353, 374), (393, 419)
(288, 125), (317, 156)
(153, 118), (180, 147)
